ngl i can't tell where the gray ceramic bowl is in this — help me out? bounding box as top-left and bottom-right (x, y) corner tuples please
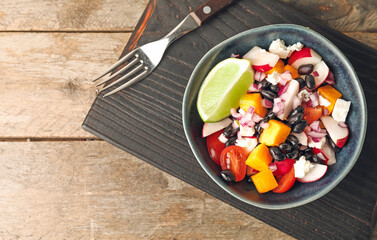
(182, 24), (367, 209)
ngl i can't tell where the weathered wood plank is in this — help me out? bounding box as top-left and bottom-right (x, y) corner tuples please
(0, 0), (374, 33)
(0, 141), (293, 240)
(0, 0), (148, 31)
(277, 0), (377, 32)
(0, 32), (130, 138)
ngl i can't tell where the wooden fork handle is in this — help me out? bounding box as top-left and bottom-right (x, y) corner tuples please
(192, 0), (238, 25)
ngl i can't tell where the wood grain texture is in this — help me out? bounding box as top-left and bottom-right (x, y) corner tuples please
(0, 141), (293, 240)
(83, 0), (377, 239)
(0, 32), (130, 138)
(277, 0), (377, 32)
(0, 0), (148, 31)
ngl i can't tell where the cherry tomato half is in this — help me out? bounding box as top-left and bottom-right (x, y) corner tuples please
(303, 105), (322, 125)
(273, 165), (295, 193)
(206, 130), (225, 165)
(220, 145), (246, 182)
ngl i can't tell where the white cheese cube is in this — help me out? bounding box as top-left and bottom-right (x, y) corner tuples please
(332, 99), (351, 122)
(266, 71), (281, 85)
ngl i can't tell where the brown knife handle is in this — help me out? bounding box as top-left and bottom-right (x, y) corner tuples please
(192, 0), (237, 25)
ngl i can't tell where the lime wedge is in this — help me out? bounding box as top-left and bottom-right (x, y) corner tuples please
(197, 58), (254, 122)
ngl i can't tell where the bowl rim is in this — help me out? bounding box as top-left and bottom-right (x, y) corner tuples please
(182, 24), (367, 209)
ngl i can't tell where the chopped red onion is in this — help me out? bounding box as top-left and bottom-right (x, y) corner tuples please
(307, 131), (327, 138)
(260, 122), (270, 129)
(268, 162), (277, 172)
(338, 121), (348, 128)
(322, 108), (329, 116)
(231, 108), (243, 120)
(252, 113), (263, 123)
(311, 137), (321, 143)
(278, 82), (290, 96)
(232, 121), (239, 129)
(248, 83), (260, 92)
(306, 99), (312, 108)
(230, 53), (240, 58)
(261, 99), (273, 108)
(312, 71), (319, 77)
(272, 98), (285, 116)
(325, 78), (335, 85)
(244, 112), (253, 122)
(317, 152), (327, 161)
(279, 71), (292, 86)
(310, 121), (321, 132)
(311, 100), (319, 107)
(247, 106), (255, 115)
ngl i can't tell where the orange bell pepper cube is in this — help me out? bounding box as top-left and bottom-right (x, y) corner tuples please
(283, 64), (300, 79)
(239, 93), (268, 117)
(317, 85), (342, 114)
(245, 143), (273, 171)
(266, 59), (284, 75)
(251, 169), (278, 193)
(259, 119), (291, 146)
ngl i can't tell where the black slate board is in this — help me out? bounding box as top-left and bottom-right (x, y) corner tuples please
(82, 0), (377, 239)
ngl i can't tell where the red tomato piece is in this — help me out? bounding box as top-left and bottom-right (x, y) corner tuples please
(273, 165), (296, 193)
(303, 106), (322, 124)
(206, 130), (225, 165)
(220, 146), (246, 182)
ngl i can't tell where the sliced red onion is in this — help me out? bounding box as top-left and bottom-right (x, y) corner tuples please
(279, 71), (292, 86)
(272, 98), (285, 115)
(307, 131), (327, 138)
(278, 82), (290, 96)
(293, 96), (302, 109)
(312, 71), (319, 77)
(268, 162), (277, 172)
(338, 121), (348, 128)
(231, 108), (243, 120)
(317, 152), (327, 161)
(306, 99), (312, 108)
(322, 108), (329, 116)
(247, 106), (255, 115)
(310, 121), (321, 132)
(261, 99), (273, 108)
(260, 122), (270, 129)
(252, 113), (263, 123)
(325, 78), (335, 85)
(248, 83), (260, 92)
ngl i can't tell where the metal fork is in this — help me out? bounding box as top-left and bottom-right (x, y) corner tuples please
(93, 0), (238, 97)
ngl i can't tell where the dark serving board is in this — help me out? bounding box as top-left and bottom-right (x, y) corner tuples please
(82, 0), (377, 239)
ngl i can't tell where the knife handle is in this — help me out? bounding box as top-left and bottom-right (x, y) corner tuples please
(192, 0), (237, 25)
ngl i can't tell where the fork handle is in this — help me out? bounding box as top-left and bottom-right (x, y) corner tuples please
(192, 0), (238, 25)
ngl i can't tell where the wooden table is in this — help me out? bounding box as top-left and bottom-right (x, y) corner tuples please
(1, 0), (376, 239)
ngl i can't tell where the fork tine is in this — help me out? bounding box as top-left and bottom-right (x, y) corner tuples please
(92, 50), (137, 82)
(95, 56), (140, 87)
(100, 63), (145, 92)
(103, 67), (149, 97)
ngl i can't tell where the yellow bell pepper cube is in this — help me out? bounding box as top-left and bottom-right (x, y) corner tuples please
(259, 119), (291, 146)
